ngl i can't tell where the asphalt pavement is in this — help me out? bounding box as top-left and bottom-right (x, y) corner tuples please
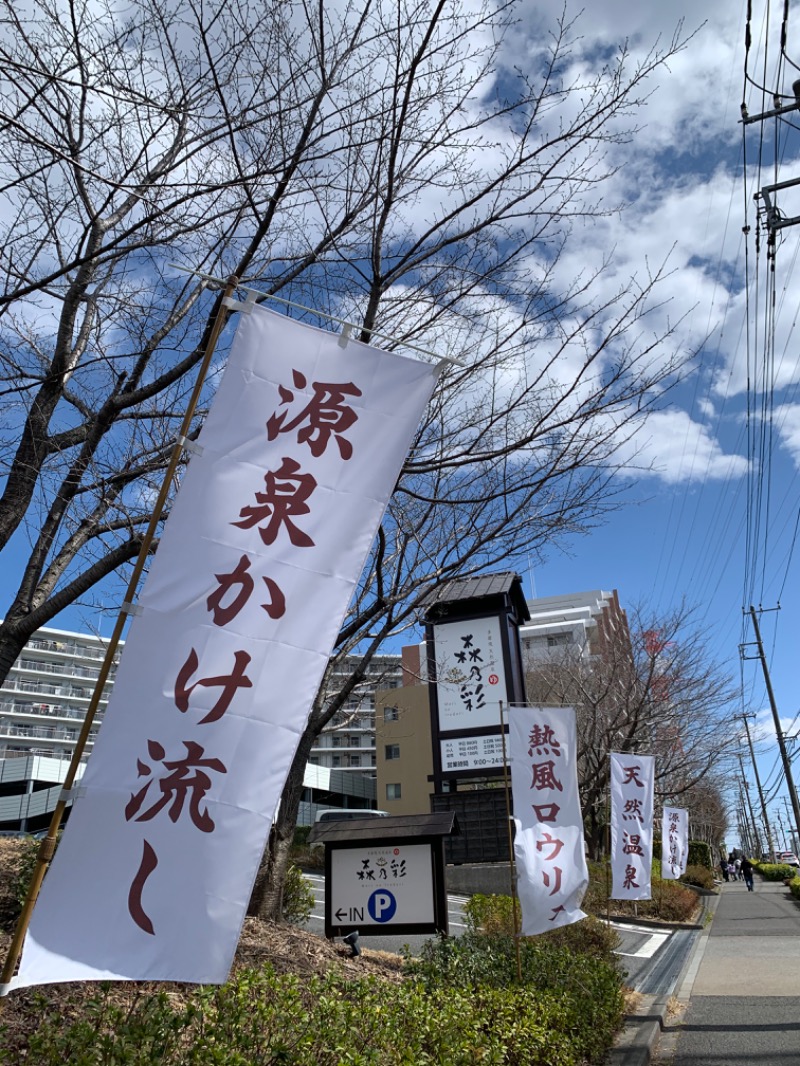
(653, 877), (800, 1066)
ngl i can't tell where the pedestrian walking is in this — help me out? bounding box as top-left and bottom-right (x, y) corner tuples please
(720, 858), (729, 882)
(741, 855), (755, 891)
(734, 857), (742, 880)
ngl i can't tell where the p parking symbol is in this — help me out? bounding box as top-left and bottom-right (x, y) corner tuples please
(368, 888), (397, 923)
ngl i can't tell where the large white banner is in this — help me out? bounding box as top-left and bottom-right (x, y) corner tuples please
(433, 616), (508, 732)
(12, 303), (438, 989)
(510, 705), (589, 934)
(610, 752), (655, 900)
(661, 806), (688, 880)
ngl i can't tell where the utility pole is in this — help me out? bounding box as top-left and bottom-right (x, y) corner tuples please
(784, 797), (798, 854)
(738, 755), (762, 856)
(737, 806), (751, 855)
(737, 708), (776, 860)
(749, 606), (800, 849)
(777, 810), (788, 851)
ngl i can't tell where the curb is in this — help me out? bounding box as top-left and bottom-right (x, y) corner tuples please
(606, 889), (721, 1064)
(606, 993), (671, 1066)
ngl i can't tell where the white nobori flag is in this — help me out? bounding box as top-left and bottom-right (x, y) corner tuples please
(510, 705), (589, 934)
(610, 752), (655, 900)
(661, 806), (689, 880)
(13, 303), (438, 989)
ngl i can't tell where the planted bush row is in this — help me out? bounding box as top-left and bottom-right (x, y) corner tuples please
(2, 939), (624, 1066)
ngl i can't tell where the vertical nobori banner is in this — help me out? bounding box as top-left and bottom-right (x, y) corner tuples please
(661, 806), (688, 880)
(610, 752), (655, 900)
(509, 705), (589, 934)
(12, 303), (438, 989)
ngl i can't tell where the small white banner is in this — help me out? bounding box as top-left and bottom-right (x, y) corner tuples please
(13, 303), (438, 989)
(610, 752), (655, 900)
(661, 806), (688, 880)
(510, 705), (589, 934)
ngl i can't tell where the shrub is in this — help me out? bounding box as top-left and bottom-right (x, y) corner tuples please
(281, 863), (315, 924)
(463, 892), (519, 935)
(463, 895), (621, 961)
(292, 824), (311, 847)
(540, 915), (621, 960)
(10, 836), (44, 913)
(582, 860), (699, 922)
(2, 959), (624, 1066)
(687, 840), (713, 870)
(404, 931), (624, 1063)
(789, 875), (800, 901)
(680, 864), (715, 890)
(754, 862), (798, 882)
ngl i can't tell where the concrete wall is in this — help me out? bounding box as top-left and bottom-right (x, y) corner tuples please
(444, 862), (514, 897)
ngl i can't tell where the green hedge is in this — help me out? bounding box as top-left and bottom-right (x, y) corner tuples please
(405, 931), (624, 1064)
(653, 840), (713, 871)
(4, 953), (624, 1066)
(687, 841), (713, 870)
(753, 861), (798, 881)
(463, 894), (621, 958)
(789, 875), (800, 901)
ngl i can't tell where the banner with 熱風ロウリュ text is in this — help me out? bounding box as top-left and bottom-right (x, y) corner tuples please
(510, 705), (589, 934)
(610, 752), (655, 900)
(661, 806), (688, 880)
(12, 303), (439, 989)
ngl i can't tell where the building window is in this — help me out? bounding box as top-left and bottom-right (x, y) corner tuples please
(348, 755), (361, 767)
(386, 783), (401, 801)
(384, 706), (399, 722)
(385, 743), (400, 760)
(331, 756), (341, 767)
(349, 736), (360, 747)
(331, 736), (342, 747)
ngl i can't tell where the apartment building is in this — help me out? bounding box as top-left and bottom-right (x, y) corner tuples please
(307, 654), (403, 776)
(518, 589), (629, 665)
(0, 625), (117, 764)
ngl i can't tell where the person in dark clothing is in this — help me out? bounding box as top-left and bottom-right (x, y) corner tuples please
(720, 858), (729, 882)
(741, 855), (755, 891)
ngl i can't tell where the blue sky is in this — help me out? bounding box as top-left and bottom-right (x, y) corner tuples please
(12, 0), (800, 853)
(505, 0), (800, 853)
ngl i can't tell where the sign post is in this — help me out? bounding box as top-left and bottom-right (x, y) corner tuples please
(308, 813), (457, 939)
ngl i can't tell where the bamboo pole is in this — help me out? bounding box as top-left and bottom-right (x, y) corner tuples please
(498, 700), (522, 983)
(0, 275), (240, 995)
(605, 783), (612, 928)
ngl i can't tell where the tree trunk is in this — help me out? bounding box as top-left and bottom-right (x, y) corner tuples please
(248, 724), (318, 921)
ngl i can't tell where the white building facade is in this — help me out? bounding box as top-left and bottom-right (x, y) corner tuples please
(519, 589), (629, 666)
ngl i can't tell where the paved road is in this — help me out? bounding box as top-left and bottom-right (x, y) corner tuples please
(656, 878), (800, 1065)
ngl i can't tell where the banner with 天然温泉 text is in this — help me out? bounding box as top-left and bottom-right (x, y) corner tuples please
(510, 705), (589, 934)
(12, 302), (438, 989)
(661, 806), (688, 880)
(610, 752), (655, 900)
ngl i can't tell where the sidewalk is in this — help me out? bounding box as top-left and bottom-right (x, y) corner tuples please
(655, 876), (800, 1065)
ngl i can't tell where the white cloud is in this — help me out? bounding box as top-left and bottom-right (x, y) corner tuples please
(612, 407), (749, 482)
(774, 404), (800, 469)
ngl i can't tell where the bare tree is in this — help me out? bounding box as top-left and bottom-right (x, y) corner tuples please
(526, 603), (738, 858)
(680, 777), (729, 853)
(0, 0), (698, 916)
